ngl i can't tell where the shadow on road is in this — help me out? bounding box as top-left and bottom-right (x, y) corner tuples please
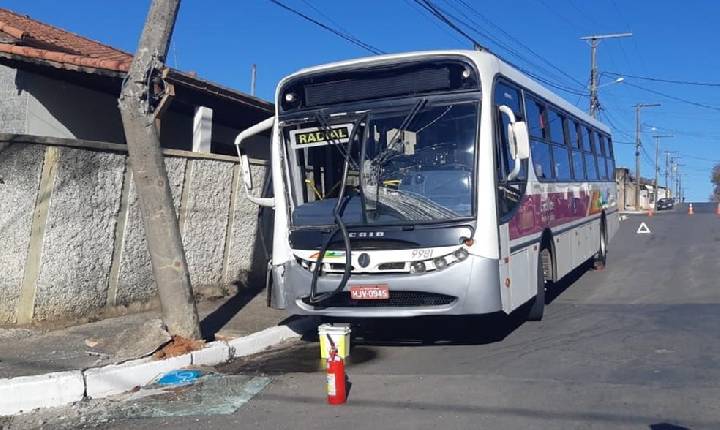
(324, 311), (527, 347)
(546, 259), (595, 305)
(307, 259), (599, 348)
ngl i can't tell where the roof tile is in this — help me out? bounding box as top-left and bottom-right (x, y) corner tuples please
(0, 7), (132, 71)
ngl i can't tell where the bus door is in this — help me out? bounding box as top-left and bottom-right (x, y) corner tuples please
(494, 81), (531, 312)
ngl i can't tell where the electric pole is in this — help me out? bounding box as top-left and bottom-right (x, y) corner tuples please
(251, 64), (257, 96)
(653, 135), (672, 206)
(118, 0), (201, 339)
(670, 156), (677, 198)
(581, 33), (632, 118)
(634, 103), (660, 210)
(676, 164), (685, 202)
(664, 150), (677, 195)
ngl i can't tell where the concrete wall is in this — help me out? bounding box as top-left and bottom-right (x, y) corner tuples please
(0, 134), (269, 325)
(0, 65), (27, 134)
(0, 64), (271, 159)
(0, 64), (125, 143)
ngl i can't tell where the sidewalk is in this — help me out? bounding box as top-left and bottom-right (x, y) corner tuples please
(0, 288), (289, 379)
(0, 287), (319, 416)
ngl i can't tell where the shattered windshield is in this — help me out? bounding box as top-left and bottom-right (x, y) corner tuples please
(283, 98), (479, 227)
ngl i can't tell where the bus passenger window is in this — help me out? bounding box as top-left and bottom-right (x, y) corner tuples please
(598, 134), (609, 179)
(550, 110), (571, 181)
(548, 110), (564, 144)
(581, 126), (593, 152)
(527, 99), (553, 180)
(526, 99), (547, 139)
(584, 152), (599, 180)
(606, 136), (616, 176)
(531, 140), (554, 180)
(567, 119), (584, 180)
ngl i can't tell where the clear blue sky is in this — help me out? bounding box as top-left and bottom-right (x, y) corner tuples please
(5, 0), (719, 201)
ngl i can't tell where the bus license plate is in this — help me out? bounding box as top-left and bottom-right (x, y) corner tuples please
(350, 285), (389, 300)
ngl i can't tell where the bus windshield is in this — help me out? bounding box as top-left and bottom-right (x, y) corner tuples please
(284, 98), (479, 227)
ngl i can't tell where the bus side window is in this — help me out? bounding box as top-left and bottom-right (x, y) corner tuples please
(550, 109), (571, 181)
(567, 119), (585, 180)
(583, 126), (599, 180)
(606, 136), (616, 176)
(598, 134), (609, 179)
(526, 98), (553, 181)
(494, 81), (526, 220)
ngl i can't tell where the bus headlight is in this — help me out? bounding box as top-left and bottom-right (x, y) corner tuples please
(433, 257), (448, 270)
(453, 248), (469, 261)
(410, 261), (427, 273)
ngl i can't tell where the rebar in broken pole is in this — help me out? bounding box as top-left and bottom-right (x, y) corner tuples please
(118, 0), (201, 339)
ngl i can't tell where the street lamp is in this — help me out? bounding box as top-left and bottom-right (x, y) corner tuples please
(598, 76), (624, 89)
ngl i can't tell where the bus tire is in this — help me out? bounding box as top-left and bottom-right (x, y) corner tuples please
(527, 249), (548, 321)
(594, 220), (608, 270)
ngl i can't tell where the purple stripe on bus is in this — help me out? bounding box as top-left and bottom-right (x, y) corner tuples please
(509, 188), (612, 240)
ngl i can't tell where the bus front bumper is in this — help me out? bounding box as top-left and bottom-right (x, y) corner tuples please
(273, 255), (502, 318)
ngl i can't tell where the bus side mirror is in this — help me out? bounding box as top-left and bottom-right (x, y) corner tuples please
(234, 117), (276, 207)
(499, 106), (529, 181)
(511, 121), (530, 160)
(239, 151), (253, 190)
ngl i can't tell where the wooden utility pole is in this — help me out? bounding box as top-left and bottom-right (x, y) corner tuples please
(118, 0), (200, 339)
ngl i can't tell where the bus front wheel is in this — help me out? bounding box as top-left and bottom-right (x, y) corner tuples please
(527, 249), (550, 321)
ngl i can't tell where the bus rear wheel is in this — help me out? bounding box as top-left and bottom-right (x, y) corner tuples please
(594, 222), (608, 270)
(527, 248), (550, 321)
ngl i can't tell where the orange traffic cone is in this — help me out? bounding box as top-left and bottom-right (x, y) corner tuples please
(716, 203), (720, 216)
(648, 207), (654, 217)
(688, 203), (694, 215)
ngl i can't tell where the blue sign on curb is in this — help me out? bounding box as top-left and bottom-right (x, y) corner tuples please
(157, 370), (203, 386)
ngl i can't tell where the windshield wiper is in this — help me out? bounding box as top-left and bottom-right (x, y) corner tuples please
(314, 111), (360, 172)
(307, 112), (368, 306)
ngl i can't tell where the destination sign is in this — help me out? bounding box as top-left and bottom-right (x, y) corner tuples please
(289, 124), (353, 149)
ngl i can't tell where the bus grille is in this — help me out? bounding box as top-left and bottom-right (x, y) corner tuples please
(305, 291), (456, 308)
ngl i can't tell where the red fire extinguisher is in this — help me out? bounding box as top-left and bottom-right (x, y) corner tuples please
(326, 335), (347, 405)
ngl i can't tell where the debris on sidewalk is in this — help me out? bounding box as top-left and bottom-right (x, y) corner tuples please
(153, 335), (204, 360)
(99, 319), (172, 363)
(0, 290), (286, 380)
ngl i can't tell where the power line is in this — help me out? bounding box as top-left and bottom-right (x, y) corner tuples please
(435, 0), (583, 91)
(450, 0), (587, 89)
(266, 0), (385, 55)
(298, 0), (351, 35)
(605, 71), (720, 87)
(623, 81), (720, 112)
(402, 0), (466, 45)
(413, 0), (589, 97)
(412, 0), (479, 49)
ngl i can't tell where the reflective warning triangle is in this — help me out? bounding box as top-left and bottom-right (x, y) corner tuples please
(636, 222), (652, 234)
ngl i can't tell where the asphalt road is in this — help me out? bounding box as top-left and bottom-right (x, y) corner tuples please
(31, 203), (720, 429)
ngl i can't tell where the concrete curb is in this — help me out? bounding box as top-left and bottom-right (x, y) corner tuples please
(0, 317), (317, 416)
(0, 371), (85, 416)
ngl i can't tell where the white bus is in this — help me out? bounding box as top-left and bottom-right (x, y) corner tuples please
(236, 50), (618, 321)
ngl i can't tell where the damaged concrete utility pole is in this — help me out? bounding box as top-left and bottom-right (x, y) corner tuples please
(118, 0), (201, 339)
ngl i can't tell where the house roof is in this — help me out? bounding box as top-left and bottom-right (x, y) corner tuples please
(0, 8), (132, 72)
(0, 7), (273, 114)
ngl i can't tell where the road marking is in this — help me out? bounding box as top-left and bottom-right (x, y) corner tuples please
(636, 222), (652, 234)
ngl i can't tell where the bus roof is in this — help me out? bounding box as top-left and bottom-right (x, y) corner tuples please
(278, 49), (611, 134)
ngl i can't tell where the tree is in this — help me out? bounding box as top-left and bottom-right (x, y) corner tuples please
(711, 163), (720, 202)
(118, 0), (201, 339)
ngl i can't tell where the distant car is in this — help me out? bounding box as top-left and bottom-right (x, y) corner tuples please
(656, 198), (674, 210)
